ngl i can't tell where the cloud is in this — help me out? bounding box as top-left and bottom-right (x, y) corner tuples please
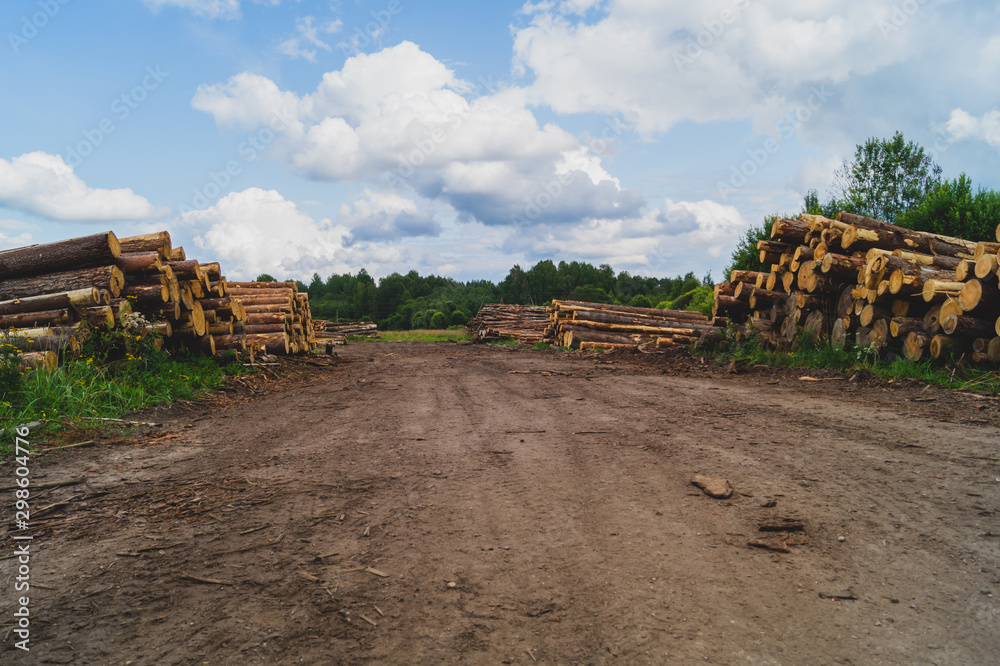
(191, 41), (644, 228)
(512, 1), (939, 135)
(0, 152), (169, 221)
(178, 187), (402, 280)
(338, 189), (440, 242)
(0, 223), (33, 251)
(500, 197), (746, 272)
(946, 108), (1000, 150)
(142, 0), (285, 20)
(278, 16), (343, 62)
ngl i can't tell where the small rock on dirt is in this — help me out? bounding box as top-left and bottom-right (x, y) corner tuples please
(692, 474), (733, 499)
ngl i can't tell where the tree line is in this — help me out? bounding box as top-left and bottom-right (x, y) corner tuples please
(257, 262), (715, 331)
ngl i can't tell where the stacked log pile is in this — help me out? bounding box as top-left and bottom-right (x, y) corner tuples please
(0, 231), (133, 369)
(0, 231), (315, 363)
(225, 281), (315, 355)
(547, 300), (724, 350)
(467, 304), (550, 343)
(712, 213), (1000, 363)
(312, 320), (378, 343)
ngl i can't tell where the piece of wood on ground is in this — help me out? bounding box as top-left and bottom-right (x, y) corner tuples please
(758, 517), (806, 532)
(178, 574), (234, 585)
(747, 539), (791, 553)
(692, 474), (733, 499)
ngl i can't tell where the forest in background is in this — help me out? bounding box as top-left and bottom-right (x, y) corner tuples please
(259, 263), (716, 331)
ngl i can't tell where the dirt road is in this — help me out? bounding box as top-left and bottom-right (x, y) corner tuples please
(3, 342), (999, 664)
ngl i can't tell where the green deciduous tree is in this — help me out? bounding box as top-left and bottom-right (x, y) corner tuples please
(831, 131), (941, 224)
(897, 174), (1000, 241)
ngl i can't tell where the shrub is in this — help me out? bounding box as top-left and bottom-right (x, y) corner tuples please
(628, 294), (653, 308)
(430, 311), (449, 329)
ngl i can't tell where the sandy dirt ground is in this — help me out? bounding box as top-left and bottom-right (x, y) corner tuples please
(2, 342), (999, 665)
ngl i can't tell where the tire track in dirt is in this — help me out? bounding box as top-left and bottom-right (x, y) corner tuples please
(4, 343), (997, 665)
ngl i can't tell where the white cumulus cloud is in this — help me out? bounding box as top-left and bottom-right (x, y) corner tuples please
(512, 0), (938, 135)
(0, 152), (169, 221)
(946, 108), (1000, 150)
(191, 41), (644, 228)
(178, 187), (403, 280)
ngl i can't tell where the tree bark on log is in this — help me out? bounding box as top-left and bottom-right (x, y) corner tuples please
(227, 281), (298, 291)
(889, 317), (924, 338)
(122, 283), (169, 304)
(770, 218), (809, 244)
(942, 314), (995, 337)
(245, 332), (290, 354)
(565, 329), (639, 349)
(0, 265), (124, 300)
(117, 251), (163, 274)
(930, 334), (959, 359)
(84, 305), (115, 329)
(208, 321), (233, 335)
(730, 270), (762, 285)
(0, 232), (120, 280)
(213, 334), (247, 351)
(0, 288), (100, 316)
(0, 308), (75, 329)
(888, 265), (954, 296)
(245, 323), (286, 334)
(245, 312), (287, 325)
(118, 231), (171, 256)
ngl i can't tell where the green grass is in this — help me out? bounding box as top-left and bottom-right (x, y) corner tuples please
(0, 329), (252, 451)
(708, 329), (1000, 393)
(375, 329), (470, 342)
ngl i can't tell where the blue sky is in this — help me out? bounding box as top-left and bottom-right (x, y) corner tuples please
(2, 0), (999, 282)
